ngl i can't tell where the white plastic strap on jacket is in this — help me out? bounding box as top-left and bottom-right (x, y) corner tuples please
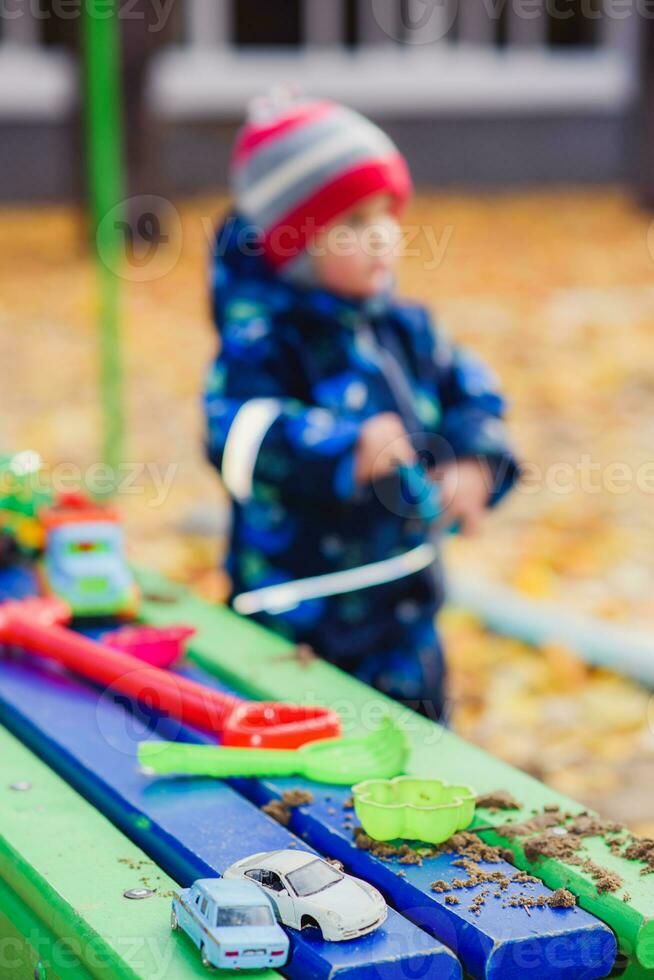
(222, 398), (284, 504)
(233, 542), (437, 616)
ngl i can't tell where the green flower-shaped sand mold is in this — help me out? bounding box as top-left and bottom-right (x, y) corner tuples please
(352, 776), (477, 845)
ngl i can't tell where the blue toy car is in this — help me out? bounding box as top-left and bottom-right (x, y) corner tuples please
(41, 503), (138, 618)
(171, 878), (290, 971)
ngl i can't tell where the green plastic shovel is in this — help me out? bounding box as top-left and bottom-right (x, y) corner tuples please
(138, 717), (407, 786)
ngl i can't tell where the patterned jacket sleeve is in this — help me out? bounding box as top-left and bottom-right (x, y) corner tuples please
(204, 314), (360, 506)
(415, 307), (520, 505)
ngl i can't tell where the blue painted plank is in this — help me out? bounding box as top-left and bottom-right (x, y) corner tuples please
(0, 655), (460, 980)
(170, 666), (617, 980)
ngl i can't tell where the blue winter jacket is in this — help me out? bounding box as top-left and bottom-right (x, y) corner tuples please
(204, 212), (519, 658)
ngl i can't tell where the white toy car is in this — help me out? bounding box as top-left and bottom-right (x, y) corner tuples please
(223, 850), (387, 942)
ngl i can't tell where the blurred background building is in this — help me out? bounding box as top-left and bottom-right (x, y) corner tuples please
(0, 0), (646, 200)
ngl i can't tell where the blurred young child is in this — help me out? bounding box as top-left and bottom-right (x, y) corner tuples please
(204, 94), (519, 719)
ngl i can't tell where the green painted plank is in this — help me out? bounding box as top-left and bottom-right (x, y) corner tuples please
(619, 961), (654, 980)
(0, 724), (278, 980)
(137, 567), (654, 968)
(0, 876), (91, 980)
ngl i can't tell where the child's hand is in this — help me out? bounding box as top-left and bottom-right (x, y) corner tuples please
(355, 413), (415, 485)
(433, 458), (492, 536)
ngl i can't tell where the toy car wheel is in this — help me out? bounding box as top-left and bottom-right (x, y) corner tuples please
(301, 916), (323, 939)
(170, 909), (178, 931)
(200, 945), (213, 970)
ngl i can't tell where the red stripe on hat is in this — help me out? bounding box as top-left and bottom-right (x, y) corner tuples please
(263, 154), (413, 268)
(232, 101), (336, 170)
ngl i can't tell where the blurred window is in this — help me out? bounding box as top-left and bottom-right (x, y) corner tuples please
(548, 0), (601, 47)
(496, 1), (510, 48)
(233, 0), (302, 46)
(345, 0), (358, 47)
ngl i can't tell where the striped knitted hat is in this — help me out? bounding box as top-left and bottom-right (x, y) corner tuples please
(230, 92), (413, 274)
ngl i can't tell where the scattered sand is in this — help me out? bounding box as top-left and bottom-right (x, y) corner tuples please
(261, 789), (315, 826)
(495, 807), (654, 893)
(476, 790), (522, 812)
(441, 831), (515, 866)
(262, 799), (292, 827)
(265, 785), (650, 904)
(469, 889), (491, 915)
(282, 789), (315, 808)
(623, 838), (654, 875)
(549, 889), (577, 908)
(506, 889), (576, 912)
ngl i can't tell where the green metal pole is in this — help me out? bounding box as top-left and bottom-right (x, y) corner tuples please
(82, 0), (126, 484)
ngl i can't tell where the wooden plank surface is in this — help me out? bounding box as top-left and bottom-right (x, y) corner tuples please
(0, 652), (461, 980)
(620, 960), (654, 980)
(0, 726), (218, 980)
(0, 564), (616, 978)
(622, 961), (654, 980)
(232, 780), (617, 979)
(0, 875), (91, 980)
(171, 665), (617, 980)
(135, 567), (654, 968)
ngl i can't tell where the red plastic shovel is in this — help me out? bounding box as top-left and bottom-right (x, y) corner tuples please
(0, 598), (340, 749)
